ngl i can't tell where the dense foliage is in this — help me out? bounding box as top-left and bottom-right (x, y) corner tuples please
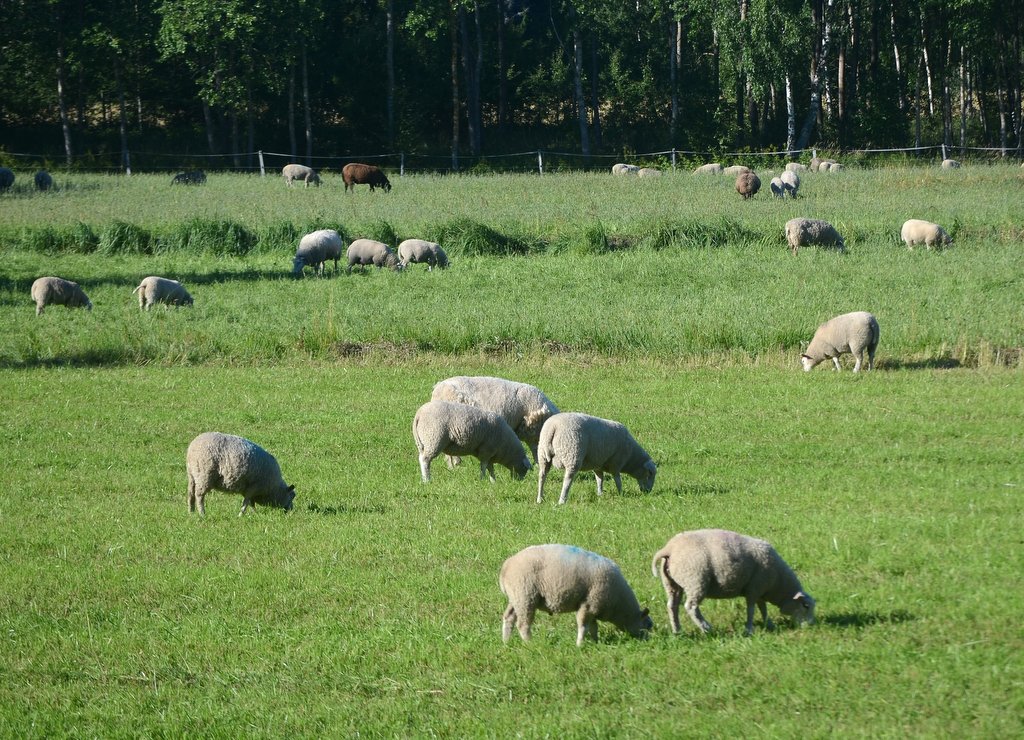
(1, 0), (1022, 167)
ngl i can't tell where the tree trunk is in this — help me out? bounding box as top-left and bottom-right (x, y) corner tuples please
(890, 1), (904, 111)
(116, 60), (129, 173)
(943, 40), (953, 148)
(920, 12), (934, 115)
(231, 113), (240, 169)
(202, 100), (218, 154)
(959, 46), (967, 152)
(570, 7), (590, 158)
(796, 0), (824, 149)
(669, 18), (678, 146)
(288, 64), (297, 158)
(590, 35), (602, 150)
(55, 17), (73, 166)
(496, 0), (507, 133)
(450, 2), (459, 171)
(458, 5), (481, 157)
(302, 46), (313, 164)
(786, 74), (796, 152)
(386, 0), (396, 148)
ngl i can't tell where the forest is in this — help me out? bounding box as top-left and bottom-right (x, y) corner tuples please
(1, 0), (1022, 169)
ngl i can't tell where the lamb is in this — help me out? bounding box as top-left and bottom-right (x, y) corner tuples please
(770, 177), (785, 198)
(941, 158), (961, 169)
(784, 217), (845, 255)
(0, 167), (13, 191)
(611, 163), (639, 175)
(801, 310), (879, 372)
(342, 163), (392, 193)
(500, 544), (653, 646)
(735, 172), (761, 199)
(34, 170), (53, 191)
(185, 432), (296, 516)
(397, 239), (449, 270)
(281, 163), (321, 187)
(693, 163), (723, 175)
(780, 170), (800, 198)
(430, 376), (559, 463)
(132, 276), (193, 309)
(30, 276), (92, 316)
(900, 219), (953, 250)
(536, 412), (656, 505)
(412, 400), (531, 483)
(346, 238), (401, 271)
(293, 229), (344, 276)
(171, 170), (206, 185)
(651, 529), (815, 636)
(637, 167), (661, 178)
(723, 165), (752, 176)
(785, 162), (808, 173)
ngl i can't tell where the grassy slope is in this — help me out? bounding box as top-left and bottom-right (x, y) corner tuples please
(0, 364), (1021, 736)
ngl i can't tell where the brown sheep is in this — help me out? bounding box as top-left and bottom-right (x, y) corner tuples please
(342, 163), (392, 193)
(735, 172), (761, 199)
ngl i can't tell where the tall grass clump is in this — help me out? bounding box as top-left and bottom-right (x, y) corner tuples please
(98, 220), (152, 255)
(356, 218), (399, 247)
(426, 217), (534, 257)
(159, 218), (257, 256)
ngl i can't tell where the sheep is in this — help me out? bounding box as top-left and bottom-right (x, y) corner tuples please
(397, 239), (449, 271)
(820, 161), (844, 172)
(500, 544), (653, 646)
(651, 529), (816, 636)
(30, 276), (92, 316)
(723, 165), (752, 177)
(693, 163), (723, 175)
(785, 162), (808, 173)
(611, 163), (639, 175)
(186, 432), (296, 516)
(941, 158), (961, 169)
(132, 276), (193, 309)
(536, 412), (656, 505)
(0, 167), (13, 191)
(809, 156), (823, 172)
(780, 170), (800, 198)
(430, 376), (559, 463)
(171, 170), (206, 185)
(735, 172), (761, 199)
(282, 163), (321, 187)
(412, 400), (531, 483)
(900, 219), (953, 250)
(342, 163), (392, 193)
(784, 217), (845, 255)
(770, 177), (785, 197)
(34, 170), (53, 191)
(293, 229), (344, 276)
(346, 238), (401, 271)
(801, 310), (879, 372)
(637, 167), (662, 178)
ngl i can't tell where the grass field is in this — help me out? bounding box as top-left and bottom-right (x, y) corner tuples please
(1, 168), (1022, 736)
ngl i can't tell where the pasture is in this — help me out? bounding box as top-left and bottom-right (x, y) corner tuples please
(1, 166), (1022, 735)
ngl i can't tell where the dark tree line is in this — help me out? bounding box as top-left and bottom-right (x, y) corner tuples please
(1, 0), (1021, 167)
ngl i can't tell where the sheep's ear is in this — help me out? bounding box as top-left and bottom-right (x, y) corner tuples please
(641, 608), (649, 616)
(794, 592), (812, 607)
(800, 353), (812, 360)
(287, 485), (296, 492)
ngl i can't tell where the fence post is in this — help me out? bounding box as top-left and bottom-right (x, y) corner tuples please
(941, 143), (948, 161)
(812, 148), (817, 160)
(400, 152), (405, 177)
(671, 149), (677, 170)
(258, 150), (266, 177)
(124, 149), (131, 176)
(537, 150), (544, 175)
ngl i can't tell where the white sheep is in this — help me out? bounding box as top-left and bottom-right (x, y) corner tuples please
(723, 165), (752, 177)
(430, 376), (559, 463)
(900, 219), (953, 249)
(30, 276), (92, 316)
(500, 544), (653, 646)
(0, 167), (13, 191)
(281, 163), (321, 187)
(693, 163), (723, 175)
(801, 310), (879, 372)
(941, 159), (961, 169)
(293, 229), (343, 276)
(770, 177), (785, 197)
(412, 400), (531, 483)
(780, 170), (800, 198)
(536, 412), (656, 505)
(34, 170), (53, 191)
(132, 276), (193, 309)
(185, 432), (296, 516)
(785, 162), (808, 173)
(822, 161), (844, 172)
(611, 163), (640, 175)
(651, 529), (815, 636)
(784, 218), (845, 255)
(637, 167), (662, 178)
(397, 239), (449, 270)
(346, 238), (401, 271)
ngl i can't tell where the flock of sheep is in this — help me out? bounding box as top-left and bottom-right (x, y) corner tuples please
(0, 167), (52, 192)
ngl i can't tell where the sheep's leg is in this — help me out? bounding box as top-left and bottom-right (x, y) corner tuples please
(744, 598), (758, 635)
(867, 345), (876, 371)
(852, 351), (863, 373)
(684, 596), (713, 633)
(485, 462), (497, 483)
(660, 574), (683, 634)
(516, 604), (535, 641)
(239, 497), (252, 516)
(594, 473), (604, 496)
(196, 491), (206, 516)
(502, 604), (517, 643)
(419, 454), (431, 483)
(557, 469), (578, 505)
(444, 454), (462, 469)
(831, 356), (842, 371)
(576, 607), (597, 646)
(536, 460), (549, 503)
(613, 472), (623, 494)
(758, 600), (773, 631)
(187, 474), (197, 513)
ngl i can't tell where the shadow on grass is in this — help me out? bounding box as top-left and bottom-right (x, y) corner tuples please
(822, 610), (916, 628)
(880, 357), (962, 370)
(306, 501), (387, 516)
(0, 349), (137, 370)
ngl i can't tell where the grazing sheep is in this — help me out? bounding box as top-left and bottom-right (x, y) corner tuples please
(637, 167), (661, 178)
(397, 239), (449, 270)
(186, 432), (296, 516)
(900, 219), (953, 250)
(735, 172), (761, 199)
(820, 161), (844, 172)
(536, 412), (656, 505)
(785, 162), (808, 173)
(293, 229), (344, 276)
(34, 170), (53, 191)
(0, 167), (13, 191)
(611, 163), (639, 175)
(346, 238), (401, 271)
(30, 276), (92, 316)
(770, 177), (785, 197)
(801, 310), (879, 372)
(500, 544), (653, 646)
(941, 159), (961, 169)
(132, 276), (193, 309)
(723, 165), (752, 177)
(412, 400), (531, 483)
(430, 376), (559, 463)
(809, 156), (823, 172)
(651, 529), (815, 636)
(784, 217), (845, 255)
(281, 163), (321, 187)
(780, 170), (800, 198)
(342, 163), (392, 193)
(171, 170), (206, 185)
(693, 163), (723, 175)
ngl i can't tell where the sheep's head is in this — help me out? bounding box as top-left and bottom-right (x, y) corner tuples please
(274, 484), (296, 511)
(800, 354), (818, 372)
(510, 455), (532, 481)
(292, 256), (307, 275)
(780, 592), (816, 626)
(636, 460), (657, 493)
(628, 607), (654, 639)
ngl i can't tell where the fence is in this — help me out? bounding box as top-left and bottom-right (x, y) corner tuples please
(1, 143), (1020, 175)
